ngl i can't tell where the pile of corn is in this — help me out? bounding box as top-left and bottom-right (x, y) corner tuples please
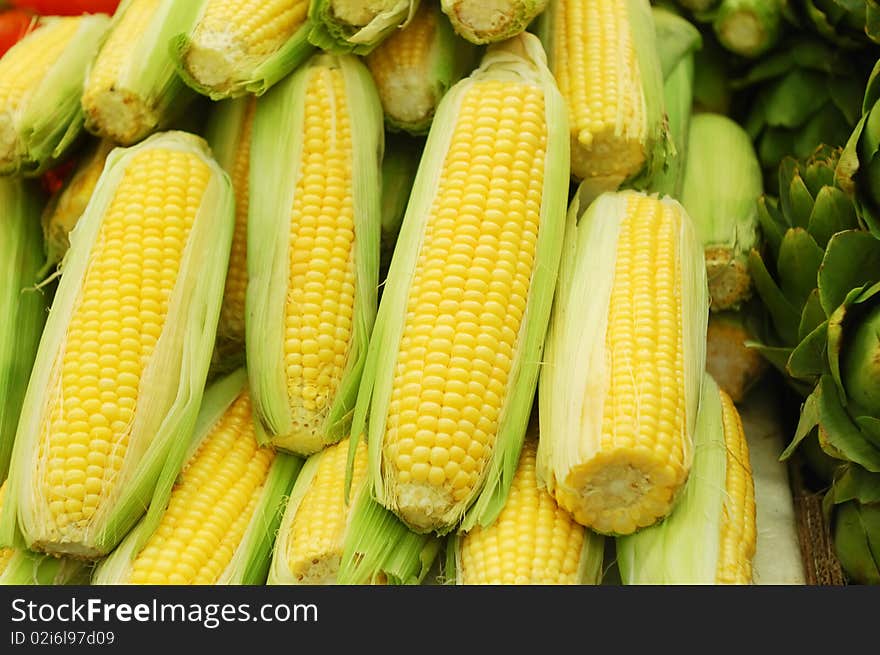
(6, 0), (873, 586)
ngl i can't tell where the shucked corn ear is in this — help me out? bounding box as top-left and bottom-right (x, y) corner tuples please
(246, 53), (382, 456)
(93, 370), (302, 585)
(441, 0), (547, 44)
(172, 0), (314, 100)
(41, 139), (115, 274)
(538, 0), (669, 190)
(538, 189), (709, 536)
(81, 0), (202, 145)
(617, 374), (757, 584)
(269, 438), (439, 584)
(447, 436), (604, 585)
(0, 482), (89, 585)
(205, 96), (256, 360)
(365, 3), (477, 135)
(350, 33), (570, 535)
(680, 113), (762, 312)
(0, 131), (235, 559)
(0, 179), (47, 481)
(0, 14), (110, 176)
(307, 0), (419, 55)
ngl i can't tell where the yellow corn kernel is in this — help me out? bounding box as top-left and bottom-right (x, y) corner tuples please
(281, 66), (357, 453)
(127, 392), (274, 585)
(217, 98), (256, 348)
(286, 439), (368, 583)
(556, 194), (689, 535)
(365, 4), (435, 126)
(459, 440), (586, 584)
(185, 0), (309, 88)
(552, 0), (646, 181)
(382, 78), (546, 531)
(716, 388), (757, 584)
(35, 146), (211, 547)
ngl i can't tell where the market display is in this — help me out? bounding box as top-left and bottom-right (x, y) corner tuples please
(0, 0), (878, 586)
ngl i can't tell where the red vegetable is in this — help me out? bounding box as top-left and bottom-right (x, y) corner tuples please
(8, 1), (120, 16)
(0, 9), (35, 57)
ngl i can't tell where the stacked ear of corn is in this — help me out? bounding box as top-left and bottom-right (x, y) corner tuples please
(0, 178), (47, 481)
(538, 188), (709, 536)
(441, 0), (548, 44)
(446, 436), (605, 585)
(0, 131), (235, 560)
(617, 374), (757, 584)
(246, 53), (383, 457)
(269, 438), (439, 585)
(308, 0), (420, 55)
(172, 0), (314, 100)
(0, 14), (110, 175)
(365, 3), (477, 135)
(93, 370), (302, 585)
(538, 0), (669, 191)
(351, 33), (570, 535)
(81, 0), (203, 145)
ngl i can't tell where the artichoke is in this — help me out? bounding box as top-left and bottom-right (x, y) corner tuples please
(827, 463), (880, 584)
(798, 0), (880, 49)
(736, 40), (871, 179)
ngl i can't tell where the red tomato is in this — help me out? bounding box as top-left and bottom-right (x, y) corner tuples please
(0, 9), (35, 57)
(8, 1), (120, 16)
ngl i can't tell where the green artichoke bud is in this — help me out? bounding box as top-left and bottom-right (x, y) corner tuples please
(799, 0), (880, 49)
(842, 302), (880, 415)
(827, 463), (880, 584)
(737, 40), (871, 178)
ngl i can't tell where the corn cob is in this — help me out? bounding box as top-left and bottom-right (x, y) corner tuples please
(0, 131), (235, 559)
(441, 0), (547, 44)
(680, 113), (763, 311)
(365, 3), (477, 135)
(41, 140), (115, 273)
(93, 370), (302, 585)
(172, 0), (314, 100)
(247, 53), (383, 456)
(538, 0), (668, 189)
(617, 374), (757, 584)
(706, 309), (768, 403)
(379, 133), (422, 283)
(205, 96), (256, 360)
(350, 33), (570, 535)
(81, 0), (203, 145)
(0, 14), (110, 176)
(0, 179), (46, 482)
(447, 436), (604, 585)
(538, 189), (709, 536)
(0, 482), (89, 585)
(307, 0), (419, 55)
(269, 437), (439, 584)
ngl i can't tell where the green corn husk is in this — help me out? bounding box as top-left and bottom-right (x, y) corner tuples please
(246, 53), (382, 457)
(648, 6), (702, 200)
(365, 3), (477, 135)
(348, 33), (570, 535)
(268, 439), (439, 585)
(443, 436), (604, 585)
(537, 188), (709, 536)
(706, 307), (769, 403)
(713, 0), (785, 58)
(681, 113), (763, 312)
(171, 0), (315, 100)
(538, 0), (670, 192)
(379, 133), (423, 282)
(92, 370), (303, 585)
(0, 14), (110, 176)
(617, 374), (756, 584)
(0, 131), (235, 560)
(80, 0), (203, 145)
(440, 0), (547, 44)
(307, 0), (419, 55)
(40, 139), (115, 276)
(0, 179), (47, 482)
